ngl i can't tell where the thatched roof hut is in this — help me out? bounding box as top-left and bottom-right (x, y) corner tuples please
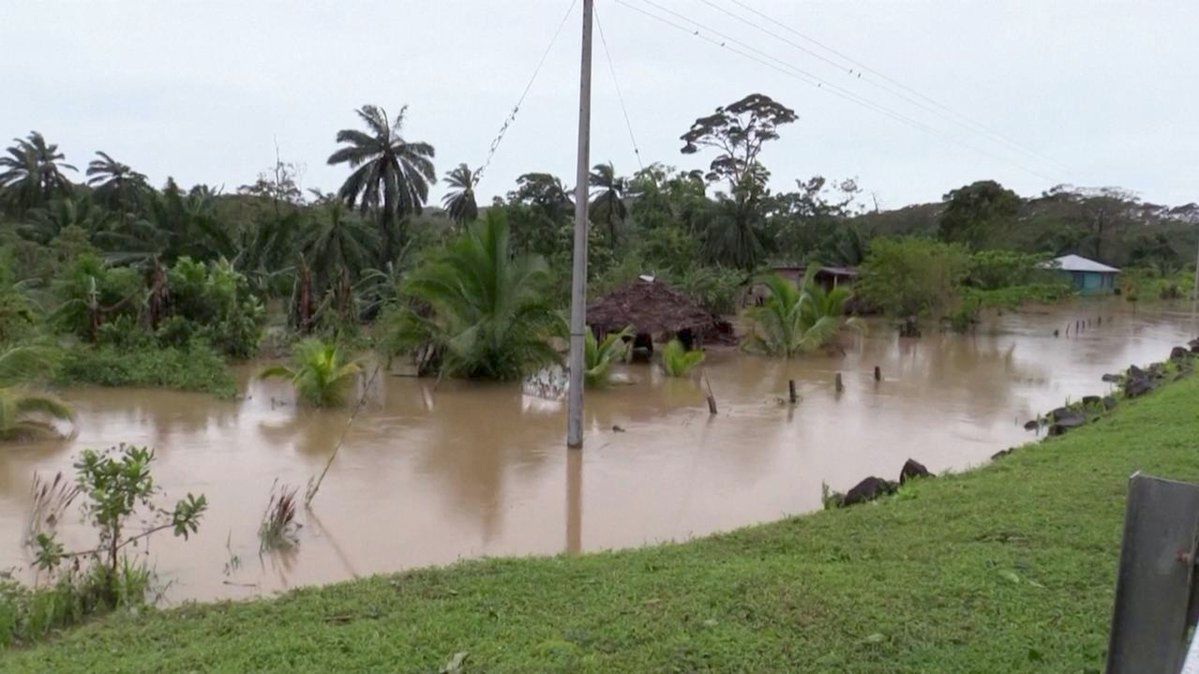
(587, 277), (715, 341)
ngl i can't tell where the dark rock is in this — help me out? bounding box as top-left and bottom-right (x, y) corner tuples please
(612, 425), (626, 433)
(1049, 406), (1072, 420)
(1082, 395), (1101, 406)
(1170, 346), (1191, 361)
(1023, 419), (1040, 431)
(899, 459), (934, 485)
(1102, 396), (1117, 410)
(842, 477), (898, 506)
(1101, 373), (1122, 383)
(1190, 337), (1199, 353)
(991, 448), (1015, 460)
(1124, 376), (1154, 398)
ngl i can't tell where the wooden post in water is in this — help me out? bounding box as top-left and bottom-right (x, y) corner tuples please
(873, 366), (881, 382)
(788, 380), (798, 404)
(704, 374), (718, 415)
(835, 372), (844, 393)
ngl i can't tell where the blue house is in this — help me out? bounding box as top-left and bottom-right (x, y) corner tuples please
(1053, 254), (1119, 294)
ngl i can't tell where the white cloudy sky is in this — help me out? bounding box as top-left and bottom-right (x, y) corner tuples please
(3, 1), (1196, 209)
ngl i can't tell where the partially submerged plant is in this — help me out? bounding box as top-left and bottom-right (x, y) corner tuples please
(260, 338), (361, 407)
(0, 346), (72, 441)
(24, 471), (81, 546)
(661, 339), (704, 378)
(258, 481), (301, 552)
(742, 269), (859, 357)
(584, 325), (633, 388)
(30, 445), (206, 612)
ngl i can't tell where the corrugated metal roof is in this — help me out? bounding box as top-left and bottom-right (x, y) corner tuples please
(1053, 254), (1120, 273)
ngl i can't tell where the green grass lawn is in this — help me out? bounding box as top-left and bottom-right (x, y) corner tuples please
(7, 376), (1199, 673)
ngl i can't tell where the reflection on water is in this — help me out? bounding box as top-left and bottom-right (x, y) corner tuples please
(1, 300), (1196, 602)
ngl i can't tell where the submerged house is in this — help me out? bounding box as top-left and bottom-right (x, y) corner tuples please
(1052, 254), (1120, 295)
(769, 264), (858, 292)
(587, 276), (725, 353)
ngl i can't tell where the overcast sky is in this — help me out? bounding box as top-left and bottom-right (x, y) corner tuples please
(3, 1), (1196, 210)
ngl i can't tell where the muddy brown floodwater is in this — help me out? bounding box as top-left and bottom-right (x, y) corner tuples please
(1, 300), (1196, 603)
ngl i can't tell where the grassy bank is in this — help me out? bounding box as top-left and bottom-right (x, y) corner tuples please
(6, 377), (1199, 672)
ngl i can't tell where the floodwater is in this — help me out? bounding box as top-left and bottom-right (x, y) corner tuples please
(1, 300), (1196, 603)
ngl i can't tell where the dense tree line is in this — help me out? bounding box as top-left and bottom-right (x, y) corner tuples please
(2, 94), (1196, 381)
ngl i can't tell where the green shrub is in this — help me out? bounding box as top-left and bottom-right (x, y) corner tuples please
(56, 343), (235, 397)
(661, 339), (704, 377)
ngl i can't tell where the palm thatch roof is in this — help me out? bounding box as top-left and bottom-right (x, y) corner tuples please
(587, 277), (715, 336)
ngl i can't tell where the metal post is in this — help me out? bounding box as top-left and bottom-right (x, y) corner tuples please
(566, 0), (594, 449)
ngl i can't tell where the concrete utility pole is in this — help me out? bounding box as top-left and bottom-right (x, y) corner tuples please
(566, 0), (594, 448)
(1193, 230), (1199, 303)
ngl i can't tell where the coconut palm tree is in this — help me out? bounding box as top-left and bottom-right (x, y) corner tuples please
(742, 268), (857, 357)
(589, 162), (627, 244)
(86, 151), (150, 211)
(327, 105), (436, 265)
(0, 346), (73, 441)
(0, 132), (77, 213)
(660, 338), (704, 377)
(260, 339), (361, 407)
(585, 325), (632, 388)
(442, 163), (478, 226)
(380, 209), (564, 380)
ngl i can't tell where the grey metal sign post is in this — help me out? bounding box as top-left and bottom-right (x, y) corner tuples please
(1107, 473), (1199, 673)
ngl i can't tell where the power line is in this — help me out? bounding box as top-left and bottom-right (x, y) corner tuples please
(475, 0), (580, 189)
(594, 5), (645, 171)
(717, 0), (1070, 173)
(613, 0), (1056, 182)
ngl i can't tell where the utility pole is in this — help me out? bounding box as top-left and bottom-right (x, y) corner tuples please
(567, 0), (594, 448)
(1193, 229), (1199, 303)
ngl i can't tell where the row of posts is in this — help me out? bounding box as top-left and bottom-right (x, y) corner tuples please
(1057, 315), (1108, 338)
(786, 366), (882, 404)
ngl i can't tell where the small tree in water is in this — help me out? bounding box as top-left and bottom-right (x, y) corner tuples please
(32, 445), (207, 608)
(260, 338), (361, 407)
(742, 269), (857, 357)
(661, 339), (705, 378)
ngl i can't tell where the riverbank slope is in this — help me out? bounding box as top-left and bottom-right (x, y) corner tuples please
(7, 375), (1199, 672)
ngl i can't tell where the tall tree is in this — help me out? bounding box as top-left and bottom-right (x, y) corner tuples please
(588, 162), (628, 244)
(441, 163), (479, 225)
(938, 180), (1020, 248)
(0, 132), (77, 213)
(327, 105), (436, 264)
(681, 94), (796, 271)
(86, 151), (150, 211)
(680, 93), (797, 191)
(509, 172), (572, 219)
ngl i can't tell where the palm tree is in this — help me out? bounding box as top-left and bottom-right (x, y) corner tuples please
(589, 162), (627, 244)
(742, 268), (857, 357)
(327, 105), (436, 265)
(86, 151), (150, 211)
(442, 164), (478, 226)
(302, 200), (377, 289)
(660, 339), (704, 377)
(585, 325), (632, 388)
(0, 346), (73, 441)
(380, 209), (565, 380)
(260, 339), (361, 407)
(20, 193), (111, 244)
(0, 132), (77, 213)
